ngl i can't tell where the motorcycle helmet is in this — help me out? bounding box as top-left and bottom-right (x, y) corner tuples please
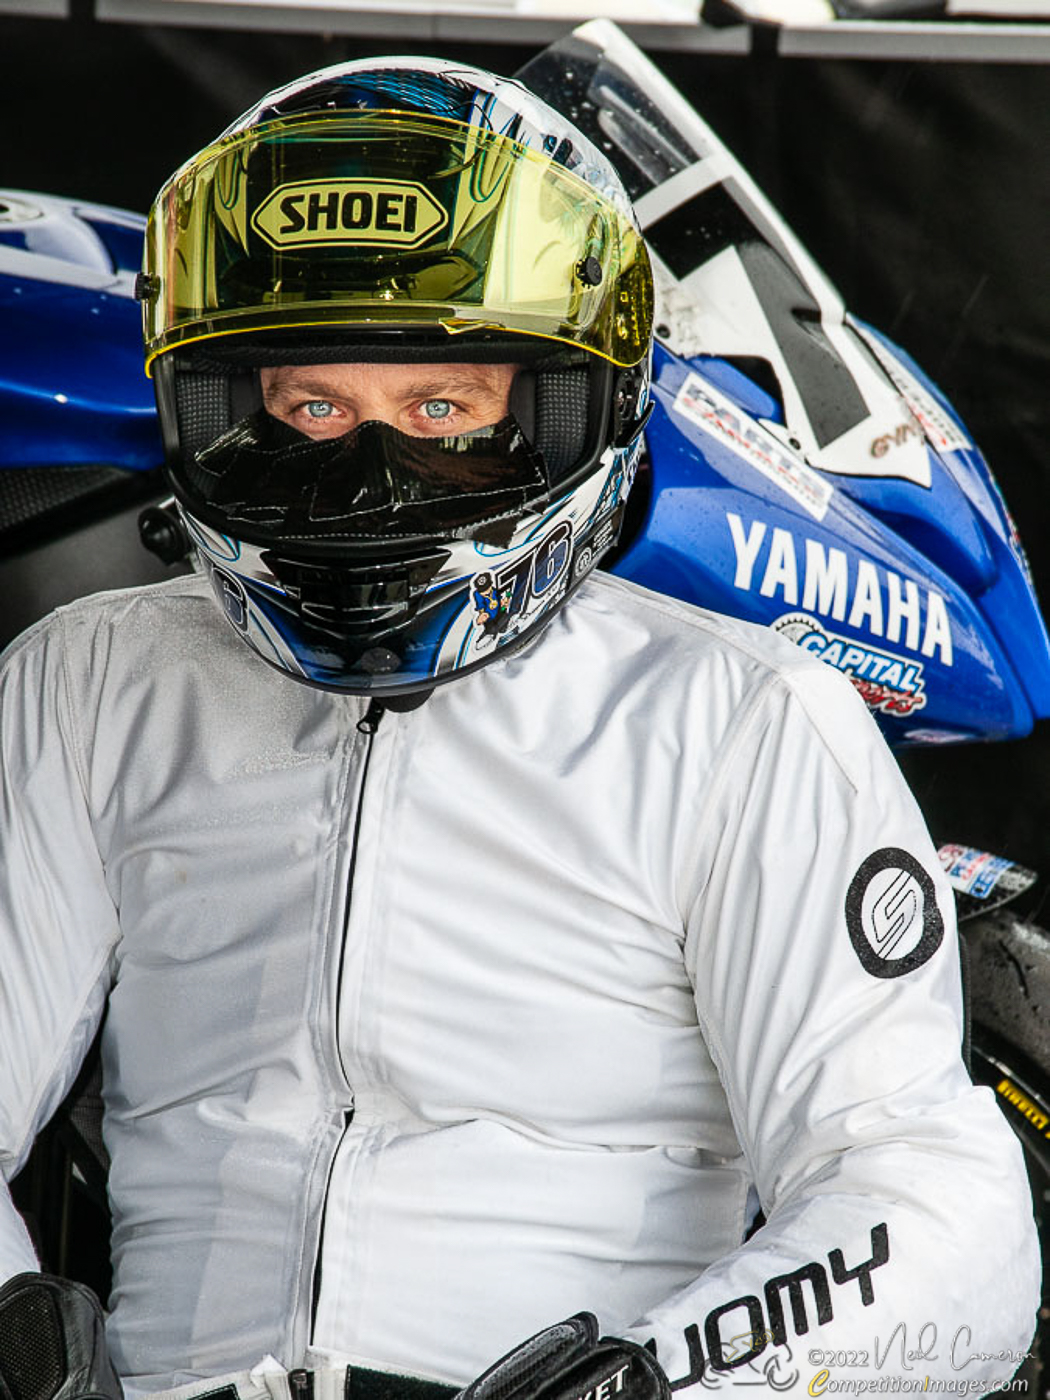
(138, 55), (654, 697)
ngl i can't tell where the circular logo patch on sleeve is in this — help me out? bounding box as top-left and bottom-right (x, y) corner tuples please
(845, 847), (944, 978)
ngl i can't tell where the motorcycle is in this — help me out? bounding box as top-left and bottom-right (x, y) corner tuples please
(1, 20), (1046, 1390)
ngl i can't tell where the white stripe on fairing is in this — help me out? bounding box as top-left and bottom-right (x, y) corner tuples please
(633, 155), (732, 231)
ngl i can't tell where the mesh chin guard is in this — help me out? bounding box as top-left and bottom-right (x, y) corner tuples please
(155, 339), (626, 564)
(184, 410), (550, 550)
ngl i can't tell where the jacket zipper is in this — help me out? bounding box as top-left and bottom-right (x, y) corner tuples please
(308, 697), (386, 1341)
(289, 1371), (315, 1400)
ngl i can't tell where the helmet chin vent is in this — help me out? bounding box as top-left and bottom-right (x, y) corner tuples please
(261, 547), (449, 630)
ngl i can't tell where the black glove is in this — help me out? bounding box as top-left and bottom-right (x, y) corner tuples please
(0, 1273), (122, 1400)
(456, 1313), (669, 1400)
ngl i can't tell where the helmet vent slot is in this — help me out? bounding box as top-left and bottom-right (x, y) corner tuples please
(534, 365), (589, 480)
(176, 373), (230, 466)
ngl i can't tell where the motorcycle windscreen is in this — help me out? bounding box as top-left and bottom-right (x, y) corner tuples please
(142, 112), (651, 373)
(516, 21), (932, 483)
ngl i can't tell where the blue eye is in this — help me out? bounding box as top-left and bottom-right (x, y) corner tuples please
(423, 399), (453, 420)
(306, 401), (335, 418)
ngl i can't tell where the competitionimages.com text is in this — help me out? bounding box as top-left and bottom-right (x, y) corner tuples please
(807, 1375), (1028, 1395)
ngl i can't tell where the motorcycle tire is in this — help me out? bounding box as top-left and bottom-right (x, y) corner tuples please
(966, 909), (1050, 1400)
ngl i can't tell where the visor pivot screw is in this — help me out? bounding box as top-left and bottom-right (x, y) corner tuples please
(134, 272), (160, 302)
(575, 256), (603, 287)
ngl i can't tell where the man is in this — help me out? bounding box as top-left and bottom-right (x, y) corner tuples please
(0, 48), (1039, 1400)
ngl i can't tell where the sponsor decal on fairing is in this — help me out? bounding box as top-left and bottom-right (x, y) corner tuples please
(727, 512), (953, 666)
(853, 325), (971, 459)
(900, 729), (976, 746)
(856, 327), (1036, 587)
(673, 372), (833, 522)
(773, 614), (928, 717)
(869, 419), (923, 460)
(937, 844), (1016, 900)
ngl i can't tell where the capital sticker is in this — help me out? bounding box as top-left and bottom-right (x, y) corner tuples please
(252, 179), (447, 250)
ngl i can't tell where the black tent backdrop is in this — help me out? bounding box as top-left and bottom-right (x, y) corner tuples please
(2, 15), (1050, 881)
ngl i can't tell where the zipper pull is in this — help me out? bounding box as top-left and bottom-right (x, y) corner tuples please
(356, 699), (385, 735)
(288, 1371), (314, 1400)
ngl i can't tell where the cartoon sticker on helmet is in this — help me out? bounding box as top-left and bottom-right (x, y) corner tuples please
(473, 571), (517, 641)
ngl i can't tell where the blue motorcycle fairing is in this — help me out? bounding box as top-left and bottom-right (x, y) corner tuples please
(0, 191), (160, 473)
(612, 343), (1041, 744)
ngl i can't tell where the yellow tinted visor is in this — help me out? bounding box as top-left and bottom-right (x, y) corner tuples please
(143, 111), (653, 373)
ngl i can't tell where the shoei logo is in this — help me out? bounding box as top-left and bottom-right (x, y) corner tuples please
(252, 180), (448, 250)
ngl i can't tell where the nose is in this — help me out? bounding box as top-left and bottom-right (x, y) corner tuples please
(351, 390), (402, 428)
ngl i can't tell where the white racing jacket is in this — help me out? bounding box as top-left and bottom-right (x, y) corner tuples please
(0, 570), (1039, 1395)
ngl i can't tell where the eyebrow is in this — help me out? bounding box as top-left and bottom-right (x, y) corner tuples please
(263, 369), (507, 400)
(398, 375), (502, 398)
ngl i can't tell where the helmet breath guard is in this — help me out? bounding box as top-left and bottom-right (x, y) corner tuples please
(142, 56), (654, 697)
